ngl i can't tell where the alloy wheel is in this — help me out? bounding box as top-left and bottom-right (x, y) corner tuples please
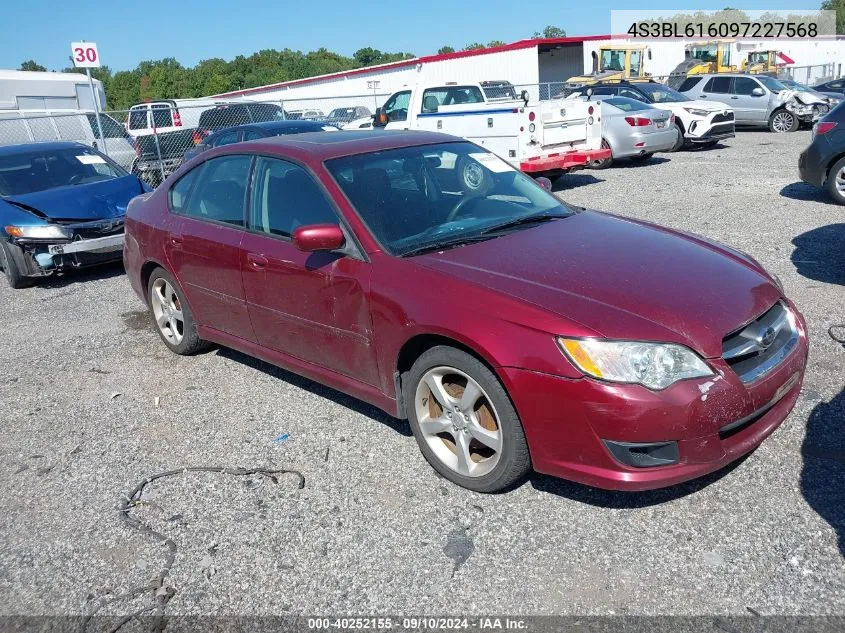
(414, 366), (502, 478)
(772, 111), (794, 133)
(835, 166), (845, 194)
(150, 278), (184, 345)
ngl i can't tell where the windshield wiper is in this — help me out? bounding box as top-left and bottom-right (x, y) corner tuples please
(400, 235), (497, 258)
(479, 211), (570, 236)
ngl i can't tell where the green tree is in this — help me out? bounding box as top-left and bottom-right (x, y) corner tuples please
(437, 46), (455, 54)
(821, 0), (845, 33)
(353, 47), (383, 66)
(532, 25), (566, 38)
(487, 40), (506, 47)
(20, 60), (47, 72)
(463, 43), (486, 51)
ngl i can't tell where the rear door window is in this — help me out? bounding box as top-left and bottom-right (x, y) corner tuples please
(703, 77), (732, 93)
(128, 108), (148, 131)
(213, 130), (240, 147)
(733, 77), (760, 95)
(151, 104), (174, 129)
(181, 155), (251, 227)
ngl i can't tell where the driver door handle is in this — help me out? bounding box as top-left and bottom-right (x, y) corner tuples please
(247, 253), (268, 270)
(170, 234), (183, 247)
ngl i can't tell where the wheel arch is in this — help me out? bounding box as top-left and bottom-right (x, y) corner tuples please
(825, 152), (845, 183)
(140, 259), (169, 303)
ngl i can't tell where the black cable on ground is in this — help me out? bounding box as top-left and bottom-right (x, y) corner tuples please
(81, 466), (305, 633)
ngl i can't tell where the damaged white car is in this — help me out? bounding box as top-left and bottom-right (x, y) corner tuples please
(679, 73), (828, 133)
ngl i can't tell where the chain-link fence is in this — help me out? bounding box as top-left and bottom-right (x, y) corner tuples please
(0, 62), (840, 188)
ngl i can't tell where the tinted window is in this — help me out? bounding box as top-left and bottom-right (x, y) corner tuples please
(87, 114), (127, 138)
(151, 104), (174, 128)
(198, 106), (251, 131)
(704, 77), (732, 93)
(213, 130), (240, 147)
(383, 91), (411, 121)
(180, 155), (250, 226)
(168, 167), (200, 213)
(734, 77), (761, 95)
(0, 147), (125, 196)
(618, 88), (647, 102)
(248, 103), (285, 122)
(243, 129), (265, 141)
(128, 108), (148, 130)
(249, 158), (338, 237)
(678, 77), (703, 92)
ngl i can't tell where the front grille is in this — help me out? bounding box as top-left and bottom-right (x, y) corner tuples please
(712, 112), (734, 123)
(721, 302), (798, 383)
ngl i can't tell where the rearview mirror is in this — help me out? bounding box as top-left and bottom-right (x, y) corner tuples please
(751, 87), (765, 97)
(535, 176), (553, 191)
(373, 108), (389, 127)
(292, 224), (345, 252)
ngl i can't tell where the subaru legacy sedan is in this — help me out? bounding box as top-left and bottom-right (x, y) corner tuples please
(124, 131), (808, 493)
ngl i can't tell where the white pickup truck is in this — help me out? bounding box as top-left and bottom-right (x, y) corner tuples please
(346, 82), (610, 178)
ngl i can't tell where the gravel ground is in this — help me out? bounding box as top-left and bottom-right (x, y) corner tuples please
(0, 129), (843, 624)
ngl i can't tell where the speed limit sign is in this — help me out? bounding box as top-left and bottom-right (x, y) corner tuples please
(70, 42), (101, 68)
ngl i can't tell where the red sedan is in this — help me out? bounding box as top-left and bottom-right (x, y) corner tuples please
(124, 131), (808, 493)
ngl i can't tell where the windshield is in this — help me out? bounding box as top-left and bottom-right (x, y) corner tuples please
(0, 147), (126, 196)
(638, 84), (691, 103)
(603, 97), (652, 112)
(690, 45), (717, 62)
(757, 75), (787, 93)
(325, 142), (572, 256)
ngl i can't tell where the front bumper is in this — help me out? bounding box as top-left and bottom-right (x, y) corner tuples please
(520, 147), (612, 173)
(13, 233), (124, 275)
(501, 309), (809, 491)
(687, 122), (736, 143)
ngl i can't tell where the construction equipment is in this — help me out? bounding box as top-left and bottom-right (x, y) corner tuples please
(742, 50), (781, 75)
(565, 44), (652, 90)
(667, 40), (736, 88)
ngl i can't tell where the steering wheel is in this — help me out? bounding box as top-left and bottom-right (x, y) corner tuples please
(446, 195), (483, 223)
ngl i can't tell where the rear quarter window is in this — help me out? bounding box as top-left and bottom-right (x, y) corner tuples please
(678, 77), (703, 92)
(703, 77), (732, 93)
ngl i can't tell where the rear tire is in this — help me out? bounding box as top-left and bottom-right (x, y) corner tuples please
(146, 267), (209, 355)
(668, 122), (686, 152)
(768, 109), (798, 133)
(404, 346), (531, 493)
(825, 156), (845, 205)
(589, 139), (613, 170)
(0, 240), (31, 289)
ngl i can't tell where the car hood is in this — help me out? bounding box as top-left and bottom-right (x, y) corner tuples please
(2, 175), (144, 222)
(413, 211), (781, 359)
(681, 99), (731, 112)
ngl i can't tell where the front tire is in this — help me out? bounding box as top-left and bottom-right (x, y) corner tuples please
(404, 346), (531, 493)
(826, 156), (845, 205)
(668, 121), (685, 152)
(147, 267), (209, 355)
(768, 109), (798, 133)
(0, 240), (31, 289)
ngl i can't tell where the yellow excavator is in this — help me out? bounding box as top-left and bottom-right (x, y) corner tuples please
(666, 40), (737, 88)
(565, 44), (652, 90)
(742, 50), (782, 75)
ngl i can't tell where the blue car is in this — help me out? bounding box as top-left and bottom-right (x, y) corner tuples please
(182, 119), (338, 163)
(0, 142), (151, 288)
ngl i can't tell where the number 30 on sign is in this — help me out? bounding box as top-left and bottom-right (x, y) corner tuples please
(70, 42), (100, 68)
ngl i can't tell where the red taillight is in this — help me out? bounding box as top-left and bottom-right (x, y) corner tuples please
(192, 130), (203, 145)
(588, 106), (594, 115)
(133, 139), (141, 156)
(528, 111), (536, 122)
(173, 110), (182, 127)
(625, 116), (651, 127)
(816, 121), (837, 135)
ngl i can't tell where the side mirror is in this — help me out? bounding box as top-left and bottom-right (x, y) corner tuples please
(751, 87), (765, 97)
(292, 224), (345, 252)
(520, 90), (530, 105)
(535, 176), (553, 191)
(373, 108), (389, 127)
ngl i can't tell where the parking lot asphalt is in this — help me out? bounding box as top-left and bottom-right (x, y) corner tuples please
(0, 130), (843, 621)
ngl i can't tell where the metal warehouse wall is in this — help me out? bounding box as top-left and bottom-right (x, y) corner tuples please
(582, 38), (845, 78)
(538, 45), (585, 84)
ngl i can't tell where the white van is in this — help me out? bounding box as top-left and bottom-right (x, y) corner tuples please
(0, 110), (136, 171)
(126, 99), (216, 137)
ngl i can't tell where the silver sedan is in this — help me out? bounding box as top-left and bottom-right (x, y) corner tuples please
(580, 96), (679, 169)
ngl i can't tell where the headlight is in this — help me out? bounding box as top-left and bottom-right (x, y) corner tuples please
(4, 225), (71, 240)
(683, 107), (710, 117)
(558, 338), (713, 390)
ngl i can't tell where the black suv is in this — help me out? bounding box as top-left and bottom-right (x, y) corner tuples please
(196, 103), (288, 140)
(799, 101), (845, 204)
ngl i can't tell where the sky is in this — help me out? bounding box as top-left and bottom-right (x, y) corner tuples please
(2, 0), (826, 72)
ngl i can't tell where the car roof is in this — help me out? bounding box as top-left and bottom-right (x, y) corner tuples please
(232, 130), (462, 161)
(210, 120), (331, 137)
(0, 141), (87, 156)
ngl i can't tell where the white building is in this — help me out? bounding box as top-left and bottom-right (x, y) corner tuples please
(213, 35), (845, 110)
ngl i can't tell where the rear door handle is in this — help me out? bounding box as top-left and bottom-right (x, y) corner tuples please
(170, 234), (183, 246)
(247, 253), (268, 270)
(731, 96), (739, 99)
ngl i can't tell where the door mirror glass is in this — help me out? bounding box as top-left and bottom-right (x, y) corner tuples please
(373, 108), (389, 127)
(292, 224), (345, 252)
(751, 87), (765, 97)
